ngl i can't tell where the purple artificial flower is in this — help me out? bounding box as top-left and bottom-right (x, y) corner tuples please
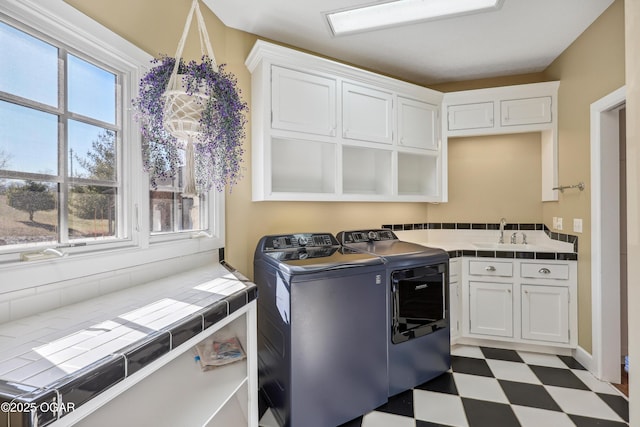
(133, 55), (248, 193)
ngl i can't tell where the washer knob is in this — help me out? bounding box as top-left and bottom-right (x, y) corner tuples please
(298, 236), (308, 246)
(368, 231), (378, 241)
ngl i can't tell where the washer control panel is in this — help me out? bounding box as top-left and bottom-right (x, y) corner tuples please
(338, 229), (397, 244)
(262, 233), (337, 251)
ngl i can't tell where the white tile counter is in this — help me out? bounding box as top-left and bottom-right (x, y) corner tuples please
(0, 262), (257, 427)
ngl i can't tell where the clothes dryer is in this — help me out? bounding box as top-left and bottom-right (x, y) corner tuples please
(337, 229), (450, 396)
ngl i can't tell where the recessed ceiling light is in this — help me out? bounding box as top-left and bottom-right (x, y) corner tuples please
(326, 0), (505, 36)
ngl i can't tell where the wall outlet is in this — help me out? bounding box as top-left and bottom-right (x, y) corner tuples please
(552, 217), (558, 229)
(556, 217), (563, 230)
(573, 218), (583, 233)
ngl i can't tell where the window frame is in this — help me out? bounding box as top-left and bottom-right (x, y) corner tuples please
(0, 0), (225, 291)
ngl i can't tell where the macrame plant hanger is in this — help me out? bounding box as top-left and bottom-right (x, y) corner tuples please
(163, 0), (218, 196)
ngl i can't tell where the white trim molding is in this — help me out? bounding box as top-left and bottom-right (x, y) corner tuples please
(590, 85), (626, 382)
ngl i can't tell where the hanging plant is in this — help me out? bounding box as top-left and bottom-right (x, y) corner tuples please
(132, 0), (248, 194)
(133, 56), (247, 193)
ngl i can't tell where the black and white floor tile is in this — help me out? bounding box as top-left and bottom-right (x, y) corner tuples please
(259, 345), (629, 427)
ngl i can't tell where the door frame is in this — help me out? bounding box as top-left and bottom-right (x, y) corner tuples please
(590, 85), (626, 382)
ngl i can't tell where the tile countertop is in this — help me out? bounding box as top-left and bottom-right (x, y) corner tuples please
(0, 262), (257, 427)
(395, 227), (578, 261)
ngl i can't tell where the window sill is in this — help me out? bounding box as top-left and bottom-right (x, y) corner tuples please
(0, 236), (225, 324)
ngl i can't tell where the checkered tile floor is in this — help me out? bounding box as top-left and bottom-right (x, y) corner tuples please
(259, 345), (629, 427)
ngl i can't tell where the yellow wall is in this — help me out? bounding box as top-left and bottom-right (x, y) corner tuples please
(542, 0), (626, 352)
(64, 0), (625, 353)
(625, 0), (638, 422)
(431, 0), (626, 353)
(429, 133), (543, 222)
(64, 0), (432, 280)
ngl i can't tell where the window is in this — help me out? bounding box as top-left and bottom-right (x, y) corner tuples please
(1, 10), (218, 255)
(150, 172), (207, 234)
(0, 20), (121, 247)
(0, 2), (225, 312)
(0, 0), (224, 281)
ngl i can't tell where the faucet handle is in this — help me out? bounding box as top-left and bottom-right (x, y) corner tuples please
(510, 232), (528, 245)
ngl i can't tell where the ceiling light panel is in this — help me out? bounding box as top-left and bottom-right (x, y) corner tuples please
(326, 0), (505, 36)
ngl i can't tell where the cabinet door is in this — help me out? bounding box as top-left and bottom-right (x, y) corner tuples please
(521, 284), (569, 343)
(271, 66), (337, 136)
(469, 281), (513, 337)
(342, 82), (393, 144)
(397, 97), (439, 150)
(501, 96), (552, 126)
(447, 102), (494, 131)
(449, 280), (460, 340)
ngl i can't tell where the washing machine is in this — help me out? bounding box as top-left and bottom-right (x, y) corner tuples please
(337, 229), (450, 397)
(254, 232), (388, 427)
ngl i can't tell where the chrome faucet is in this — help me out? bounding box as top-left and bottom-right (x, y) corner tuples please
(498, 218), (507, 243)
(510, 231), (528, 245)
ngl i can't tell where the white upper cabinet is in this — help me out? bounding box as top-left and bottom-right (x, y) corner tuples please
(342, 82), (393, 144)
(447, 101), (494, 131)
(442, 82), (560, 201)
(271, 66), (337, 137)
(443, 82), (558, 136)
(398, 97), (439, 150)
(246, 40), (444, 202)
(501, 96), (552, 126)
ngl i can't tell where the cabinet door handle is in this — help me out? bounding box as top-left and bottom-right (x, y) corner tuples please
(485, 266), (496, 272)
(539, 268), (551, 274)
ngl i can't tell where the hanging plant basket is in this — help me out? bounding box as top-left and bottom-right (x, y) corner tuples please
(133, 0), (248, 194)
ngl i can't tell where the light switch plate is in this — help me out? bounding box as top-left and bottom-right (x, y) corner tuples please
(552, 217), (558, 229)
(573, 218), (583, 233)
(557, 217), (563, 230)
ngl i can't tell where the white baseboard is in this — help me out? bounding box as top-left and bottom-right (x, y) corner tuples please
(574, 345), (596, 374)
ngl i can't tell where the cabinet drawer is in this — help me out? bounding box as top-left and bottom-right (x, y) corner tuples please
(469, 260), (513, 277)
(521, 263), (569, 280)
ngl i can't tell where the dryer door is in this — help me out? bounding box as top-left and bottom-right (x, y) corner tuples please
(391, 262), (448, 344)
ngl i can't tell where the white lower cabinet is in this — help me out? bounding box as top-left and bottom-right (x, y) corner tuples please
(462, 258), (577, 349)
(521, 284), (569, 343)
(449, 259), (461, 341)
(469, 281), (514, 338)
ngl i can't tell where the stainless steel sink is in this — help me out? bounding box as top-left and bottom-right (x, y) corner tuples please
(472, 242), (554, 252)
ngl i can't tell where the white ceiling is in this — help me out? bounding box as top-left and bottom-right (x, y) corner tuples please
(203, 0), (614, 86)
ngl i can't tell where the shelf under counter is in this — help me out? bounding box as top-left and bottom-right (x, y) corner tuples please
(0, 263), (258, 427)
